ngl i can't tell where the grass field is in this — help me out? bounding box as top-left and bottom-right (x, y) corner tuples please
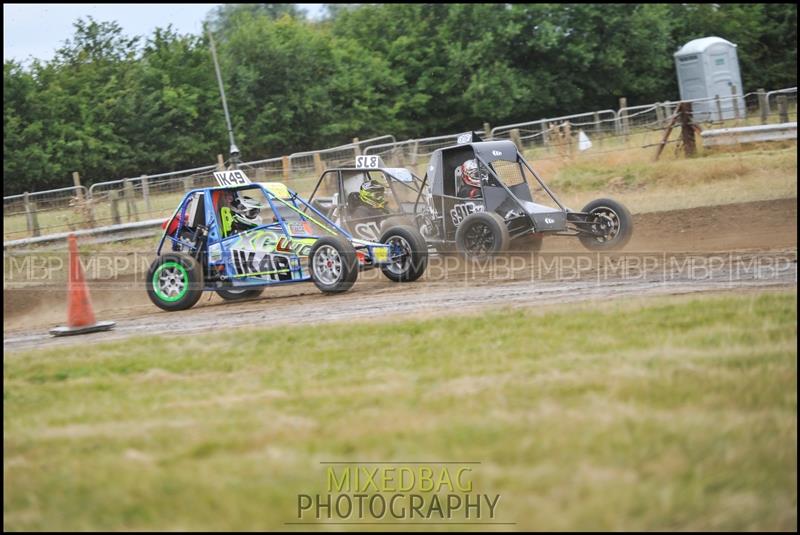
(535, 142), (797, 213)
(4, 290), (797, 531)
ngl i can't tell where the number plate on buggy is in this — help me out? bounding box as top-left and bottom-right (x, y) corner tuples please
(213, 170), (251, 186)
(355, 155), (384, 169)
(372, 246), (389, 263)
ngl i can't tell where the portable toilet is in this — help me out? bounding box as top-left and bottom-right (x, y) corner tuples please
(674, 36), (745, 121)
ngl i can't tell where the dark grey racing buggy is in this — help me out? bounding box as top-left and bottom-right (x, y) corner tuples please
(305, 156), (428, 280)
(306, 157), (425, 242)
(414, 132), (634, 255)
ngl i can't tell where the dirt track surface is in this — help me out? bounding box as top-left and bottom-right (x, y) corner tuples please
(4, 199), (797, 353)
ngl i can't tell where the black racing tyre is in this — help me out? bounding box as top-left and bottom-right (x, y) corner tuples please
(146, 253), (204, 311)
(379, 215), (416, 234)
(215, 287), (266, 300)
(379, 225), (428, 282)
(578, 198), (634, 251)
(510, 233), (544, 253)
(455, 211), (511, 257)
(309, 236), (359, 293)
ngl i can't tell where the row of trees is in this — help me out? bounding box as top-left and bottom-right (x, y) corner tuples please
(4, 3), (797, 194)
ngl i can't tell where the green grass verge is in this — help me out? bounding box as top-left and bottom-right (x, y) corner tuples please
(550, 145), (797, 193)
(4, 291), (797, 530)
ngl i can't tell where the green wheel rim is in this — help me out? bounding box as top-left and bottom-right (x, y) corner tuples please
(152, 261), (190, 302)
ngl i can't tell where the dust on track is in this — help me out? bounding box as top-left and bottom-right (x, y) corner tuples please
(4, 199), (797, 352)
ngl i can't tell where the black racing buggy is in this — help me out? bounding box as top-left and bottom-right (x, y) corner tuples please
(414, 132), (634, 255)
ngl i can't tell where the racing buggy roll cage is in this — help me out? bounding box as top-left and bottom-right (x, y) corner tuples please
(307, 166), (426, 220)
(158, 183), (345, 256)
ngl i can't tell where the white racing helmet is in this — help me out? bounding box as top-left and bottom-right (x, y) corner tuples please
(455, 159), (487, 188)
(231, 194), (265, 227)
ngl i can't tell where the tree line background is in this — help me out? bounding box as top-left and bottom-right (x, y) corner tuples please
(3, 3), (797, 195)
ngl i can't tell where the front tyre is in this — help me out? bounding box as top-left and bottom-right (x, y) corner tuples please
(309, 236), (359, 293)
(578, 198), (634, 251)
(455, 211), (510, 257)
(379, 225), (428, 282)
(146, 253), (204, 311)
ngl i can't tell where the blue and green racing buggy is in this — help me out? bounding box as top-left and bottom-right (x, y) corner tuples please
(147, 169), (428, 311)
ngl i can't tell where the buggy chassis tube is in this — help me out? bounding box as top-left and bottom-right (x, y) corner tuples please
(477, 155), (605, 239)
(473, 153), (567, 234)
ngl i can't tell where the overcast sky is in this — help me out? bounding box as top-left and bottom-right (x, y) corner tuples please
(3, 3), (326, 64)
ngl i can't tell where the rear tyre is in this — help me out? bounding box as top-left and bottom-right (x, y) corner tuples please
(309, 236), (359, 293)
(146, 253), (204, 311)
(578, 198), (634, 251)
(215, 287), (265, 300)
(455, 212), (510, 257)
(379, 225), (428, 282)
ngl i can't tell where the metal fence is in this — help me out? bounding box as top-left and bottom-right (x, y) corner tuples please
(363, 131), (488, 177)
(4, 186), (92, 241)
(4, 87), (796, 242)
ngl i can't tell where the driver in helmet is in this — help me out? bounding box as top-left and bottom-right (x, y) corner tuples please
(455, 158), (486, 199)
(351, 179), (390, 220)
(229, 193), (265, 233)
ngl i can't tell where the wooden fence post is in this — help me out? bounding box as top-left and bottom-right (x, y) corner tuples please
(777, 95), (789, 123)
(731, 84), (740, 120)
(71, 171), (95, 226)
(715, 95), (723, 122)
(23, 192), (40, 237)
(72, 172), (84, 200)
(483, 122), (491, 138)
(140, 175), (151, 213)
(282, 156), (290, 182)
(123, 179), (139, 222)
(757, 88), (768, 124)
(679, 102), (696, 157)
(510, 128), (522, 148)
(353, 138), (361, 156)
(313, 152), (324, 176)
(541, 121), (549, 146)
(217, 153), (225, 170)
(655, 103), (665, 127)
(109, 190), (122, 225)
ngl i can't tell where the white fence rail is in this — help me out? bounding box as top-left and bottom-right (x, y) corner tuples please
(702, 122), (797, 146)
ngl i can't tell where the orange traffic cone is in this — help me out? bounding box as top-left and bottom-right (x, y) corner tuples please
(49, 234), (115, 336)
